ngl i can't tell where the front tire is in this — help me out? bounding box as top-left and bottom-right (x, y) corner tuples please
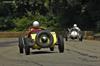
(24, 38), (31, 55)
(18, 36), (24, 54)
(65, 37), (68, 41)
(50, 47), (54, 51)
(58, 35), (64, 53)
(79, 36), (83, 41)
(65, 31), (68, 41)
(79, 31), (84, 41)
(25, 46), (30, 55)
(19, 46), (23, 53)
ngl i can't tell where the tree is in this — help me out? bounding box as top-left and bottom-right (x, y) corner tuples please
(0, 0), (100, 31)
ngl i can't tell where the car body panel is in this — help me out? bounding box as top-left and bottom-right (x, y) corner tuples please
(30, 32), (57, 48)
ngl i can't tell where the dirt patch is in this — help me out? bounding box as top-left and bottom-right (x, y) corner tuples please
(0, 32), (29, 38)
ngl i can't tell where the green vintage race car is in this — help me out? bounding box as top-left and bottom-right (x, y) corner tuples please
(18, 30), (64, 55)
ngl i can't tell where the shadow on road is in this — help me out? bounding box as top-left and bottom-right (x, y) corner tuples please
(31, 51), (57, 55)
(66, 39), (83, 42)
(0, 40), (18, 47)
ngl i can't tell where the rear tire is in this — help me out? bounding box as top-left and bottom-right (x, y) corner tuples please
(58, 35), (64, 53)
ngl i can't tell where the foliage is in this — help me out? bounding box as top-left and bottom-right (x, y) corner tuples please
(0, 17), (15, 31)
(0, 0), (100, 31)
(11, 13), (57, 31)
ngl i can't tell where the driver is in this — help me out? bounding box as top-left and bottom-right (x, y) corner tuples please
(27, 21), (42, 37)
(71, 24), (81, 32)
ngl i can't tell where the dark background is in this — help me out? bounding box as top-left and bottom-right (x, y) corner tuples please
(0, 0), (100, 32)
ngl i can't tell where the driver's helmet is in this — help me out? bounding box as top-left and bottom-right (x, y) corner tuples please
(73, 24), (77, 27)
(33, 21), (40, 28)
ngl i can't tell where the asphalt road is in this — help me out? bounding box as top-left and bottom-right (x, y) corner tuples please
(0, 38), (100, 66)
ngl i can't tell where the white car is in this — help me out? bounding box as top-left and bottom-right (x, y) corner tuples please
(65, 28), (83, 41)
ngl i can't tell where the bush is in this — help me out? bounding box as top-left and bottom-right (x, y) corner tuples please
(0, 17), (15, 31)
(12, 16), (32, 31)
(0, 12), (59, 31)
(12, 13), (59, 31)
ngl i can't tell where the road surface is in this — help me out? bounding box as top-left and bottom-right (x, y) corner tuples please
(0, 38), (100, 66)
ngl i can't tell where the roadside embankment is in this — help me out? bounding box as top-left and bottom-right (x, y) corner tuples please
(0, 32), (22, 38)
(0, 31), (99, 41)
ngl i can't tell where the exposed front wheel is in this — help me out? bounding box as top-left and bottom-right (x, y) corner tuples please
(19, 46), (24, 53)
(79, 31), (83, 42)
(79, 36), (83, 41)
(18, 36), (24, 53)
(50, 47), (54, 51)
(58, 35), (64, 53)
(65, 37), (68, 41)
(25, 46), (30, 55)
(24, 38), (31, 55)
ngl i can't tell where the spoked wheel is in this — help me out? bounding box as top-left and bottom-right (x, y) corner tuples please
(18, 36), (24, 54)
(50, 47), (54, 51)
(58, 35), (64, 53)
